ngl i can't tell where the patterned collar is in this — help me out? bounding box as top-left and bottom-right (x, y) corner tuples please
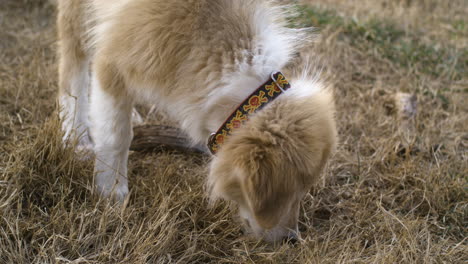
(207, 71), (291, 154)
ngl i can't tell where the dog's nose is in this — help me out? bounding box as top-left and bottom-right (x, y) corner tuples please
(283, 236), (298, 245)
(282, 232), (299, 245)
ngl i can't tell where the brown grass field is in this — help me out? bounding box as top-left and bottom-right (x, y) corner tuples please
(1, 0), (467, 263)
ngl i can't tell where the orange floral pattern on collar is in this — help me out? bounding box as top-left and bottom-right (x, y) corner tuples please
(208, 72), (291, 154)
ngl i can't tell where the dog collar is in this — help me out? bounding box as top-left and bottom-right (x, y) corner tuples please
(207, 71), (291, 154)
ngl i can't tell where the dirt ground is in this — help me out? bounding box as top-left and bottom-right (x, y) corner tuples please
(1, 0), (466, 263)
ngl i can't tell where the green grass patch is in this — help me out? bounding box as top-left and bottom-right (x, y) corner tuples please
(290, 5), (467, 80)
(451, 19), (467, 36)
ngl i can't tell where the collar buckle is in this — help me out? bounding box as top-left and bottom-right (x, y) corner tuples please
(271, 71), (287, 93)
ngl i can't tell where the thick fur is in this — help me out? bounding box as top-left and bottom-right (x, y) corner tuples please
(57, 0), (337, 242)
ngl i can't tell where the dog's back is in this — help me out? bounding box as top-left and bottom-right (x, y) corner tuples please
(75, 0), (301, 140)
(87, 0), (298, 91)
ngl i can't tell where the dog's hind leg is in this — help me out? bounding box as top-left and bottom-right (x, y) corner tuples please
(57, 1), (92, 152)
(89, 62), (133, 201)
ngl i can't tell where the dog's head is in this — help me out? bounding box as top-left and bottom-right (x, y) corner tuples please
(208, 84), (337, 243)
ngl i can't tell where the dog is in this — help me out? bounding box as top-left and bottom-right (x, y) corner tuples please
(57, 0), (337, 243)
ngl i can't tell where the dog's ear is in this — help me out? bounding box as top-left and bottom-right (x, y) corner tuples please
(207, 158), (245, 204)
(241, 151), (294, 229)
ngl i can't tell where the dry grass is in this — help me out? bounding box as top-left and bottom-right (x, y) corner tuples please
(1, 0), (467, 263)
(301, 0), (468, 49)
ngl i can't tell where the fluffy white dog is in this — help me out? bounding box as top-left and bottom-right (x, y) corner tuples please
(57, 0), (337, 242)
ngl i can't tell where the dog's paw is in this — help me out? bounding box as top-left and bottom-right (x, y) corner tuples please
(96, 179), (129, 203)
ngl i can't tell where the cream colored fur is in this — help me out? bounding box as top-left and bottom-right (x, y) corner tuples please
(57, 0), (337, 243)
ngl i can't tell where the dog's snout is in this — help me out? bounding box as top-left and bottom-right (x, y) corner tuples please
(282, 236), (298, 245)
(282, 232), (299, 245)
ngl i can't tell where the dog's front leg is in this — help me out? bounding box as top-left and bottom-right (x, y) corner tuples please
(57, 1), (92, 153)
(89, 64), (133, 201)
